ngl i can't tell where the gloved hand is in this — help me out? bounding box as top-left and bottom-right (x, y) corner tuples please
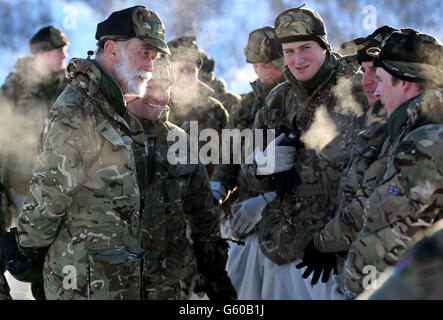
(296, 240), (338, 285)
(231, 191), (276, 235)
(210, 181), (227, 204)
(0, 228), (20, 262)
(254, 134), (297, 176)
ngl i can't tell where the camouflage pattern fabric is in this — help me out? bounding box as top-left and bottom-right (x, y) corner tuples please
(0, 57), (67, 224)
(341, 88), (443, 298)
(16, 58), (147, 300)
(135, 113), (220, 300)
(243, 52), (368, 265)
(314, 102), (388, 272)
(168, 81), (229, 178)
(368, 224), (443, 300)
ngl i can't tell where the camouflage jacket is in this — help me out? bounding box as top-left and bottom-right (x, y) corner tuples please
(135, 110), (220, 299)
(16, 58), (147, 300)
(0, 57), (67, 198)
(341, 88), (443, 297)
(244, 52), (368, 265)
(314, 102), (388, 262)
(368, 224), (443, 300)
(212, 76), (286, 202)
(169, 81), (229, 178)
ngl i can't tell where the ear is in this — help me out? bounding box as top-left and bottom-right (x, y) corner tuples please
(401, 80), (412, 93)
(103, 40), (120, 62)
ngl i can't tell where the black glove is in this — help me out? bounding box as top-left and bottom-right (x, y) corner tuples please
(193, 238), (237, 300)
(0, 228), (20, 262)
(296, 240), (338, 285)
(267, 125), (303, 199)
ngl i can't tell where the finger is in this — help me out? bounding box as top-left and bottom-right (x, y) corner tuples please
(301, 266), (314, 279)
(322, 265), (333, 283)
(296, 261), (307, 269)
(311, 267), (322, 285)
(273, 133), (286, 146)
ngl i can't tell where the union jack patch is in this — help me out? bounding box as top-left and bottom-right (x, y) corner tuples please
(387, 185), (400, 195)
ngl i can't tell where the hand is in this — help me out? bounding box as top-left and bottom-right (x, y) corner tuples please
(231, 192), (276, 235)
(0, 228), (20, 262)
(296, 240), (338, 285)
(254, 134), (297, 175)
(210, 181), (227, 204)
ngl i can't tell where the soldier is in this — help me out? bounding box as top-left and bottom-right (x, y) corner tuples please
(127, 56), (234, 300)
(340, 28), (443, 299)
(167, 35), (229, 178)
(0, 25), (69, 300)
(0, 25), (69, 222)
(242, 5), (368, 299)
(296, 26), (398, 289)
(0, 5), (170, 300)
(210, 26), (286, 299)
(198, 49), (241, 114)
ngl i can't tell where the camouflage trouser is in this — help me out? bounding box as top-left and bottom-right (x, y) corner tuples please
(142, 276), (194, 300)
(0, 273), (11, 300)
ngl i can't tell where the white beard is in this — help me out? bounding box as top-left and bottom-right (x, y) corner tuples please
(113, 47), (152, 97)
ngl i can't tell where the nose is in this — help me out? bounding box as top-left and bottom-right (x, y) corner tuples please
(143, 58), (154, 73)
(374, 82), (382, 98)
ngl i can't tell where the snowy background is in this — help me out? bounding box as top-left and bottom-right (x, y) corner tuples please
(1, 0), (442, 300)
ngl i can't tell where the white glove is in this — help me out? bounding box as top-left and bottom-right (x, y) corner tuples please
(231, 191), (277, 235)
(254, 134), (297, 175)
(210, 181), (227, 204)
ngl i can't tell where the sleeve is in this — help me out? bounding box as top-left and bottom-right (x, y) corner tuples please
(315, 150), (389, 252)
(184, 163), (221, 242)
(17, 103), (89, 250)
(341, 127), (443, 296)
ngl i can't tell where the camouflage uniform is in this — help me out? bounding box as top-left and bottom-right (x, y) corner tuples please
(340, 29), (443, 298)
(312, 27), (399, 270)
(15, 57), (148, 300)
(0, 27), (68, 225)
(240, 7), (368, 272)
(368, 224), (443, 300)
(132, 57), (221, 299)
(168, 36), (229, 178)
(247, 56), (366, 266)
(341, 88), (443, 297)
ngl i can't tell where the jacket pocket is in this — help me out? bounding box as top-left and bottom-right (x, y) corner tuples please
(87, 245), (145, 300)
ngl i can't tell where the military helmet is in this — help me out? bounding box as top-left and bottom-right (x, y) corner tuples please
(274, 4), (331, 51)
(244, 26), (283, 64)
(167, 35), (203, 68)
(152, 55), (175, 84)
(369, 28), (443, 85)
(30, 26), (69, 54)
(95, 5), (170, 55)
